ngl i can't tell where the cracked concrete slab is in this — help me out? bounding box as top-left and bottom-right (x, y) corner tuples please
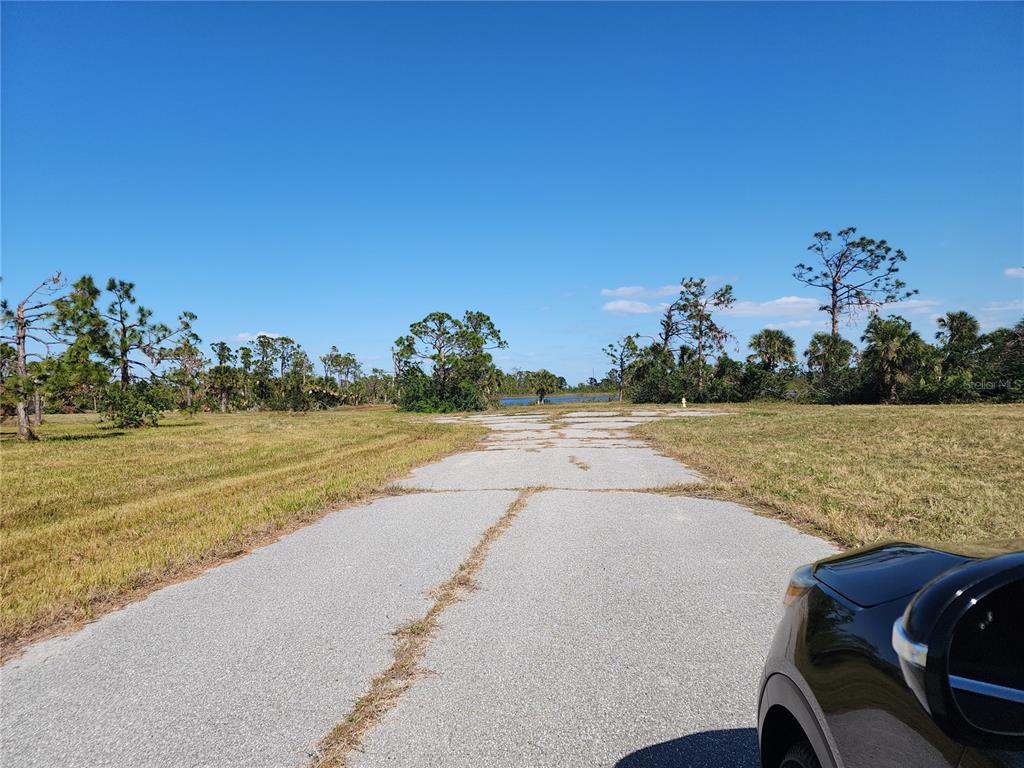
(479, 422), (550, 432)
(4, 403), (820, 768)
(0, 491), (517, 768)
(557, 427), (631, 439)
(483, 430), (554, 441)
(404, 408), (706, 490)
(398, 445), (700, 490)
(560, 411), (626, 418)
(350, 490), (836, 768)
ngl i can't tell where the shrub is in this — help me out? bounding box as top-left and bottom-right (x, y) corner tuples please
(103, 385), (162, 428)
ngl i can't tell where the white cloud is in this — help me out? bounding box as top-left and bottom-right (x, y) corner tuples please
(600, 284), (678, 299)
(598, 290), (953, 326)
(1005, 267), (1024, 279)
(601, 286), (645, 298)
(882, 298), (942, 315)
(722, 296), (820, 318)
(601, 299), (669, 314)
(980, 299), (1024, 312)
(601, 289), (824, 319)
(765, 319), (818, 330)
(232, 331), (284, 343)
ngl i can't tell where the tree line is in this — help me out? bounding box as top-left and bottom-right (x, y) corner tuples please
(0, 274), (572, 439)
(602, 228), (1023, 405)
(0, 274), (398, 440)
(5, 228), (1020, 439)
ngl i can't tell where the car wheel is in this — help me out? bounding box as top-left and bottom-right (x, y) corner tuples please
(780, 741), (822, 768)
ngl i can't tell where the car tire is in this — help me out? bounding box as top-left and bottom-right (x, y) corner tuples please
(780, 741), (822, 768)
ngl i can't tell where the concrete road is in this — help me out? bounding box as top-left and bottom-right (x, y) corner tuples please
(350, 491), (828, 768)
(0, 492), (518, 768)
(1, 408), (833, 768)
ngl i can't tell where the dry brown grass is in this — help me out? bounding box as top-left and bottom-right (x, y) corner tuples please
(568, 455), (591, 471)
(637, 403), (1024, 548)
(0, 409), (483, 656)
(310, 488), (538, 768)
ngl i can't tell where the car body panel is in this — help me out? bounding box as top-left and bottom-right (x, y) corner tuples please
(759, 540), (1024, 768)
(802, 583), (964, 767)
(813, 544), (970, 608)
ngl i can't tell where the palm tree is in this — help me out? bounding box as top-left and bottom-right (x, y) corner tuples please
(861, 315), (929, 402)
(480, 364), (506, 405)
(804, 332), (856, 375)
(748, 329), (796, 372)
(935, 311), (980, 373)
(935, 310), (980, 347)
(529, 369), (561, 404)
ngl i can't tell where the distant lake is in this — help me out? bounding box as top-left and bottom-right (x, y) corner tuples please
(499, 394), (616, 406)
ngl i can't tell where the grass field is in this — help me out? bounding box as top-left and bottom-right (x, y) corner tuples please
(637, 403), (1024, 548)
(4, 401), (1021, 657)
(0, 409), (483, 656)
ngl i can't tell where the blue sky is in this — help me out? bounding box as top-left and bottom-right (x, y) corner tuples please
(3, 1), (1022, 383)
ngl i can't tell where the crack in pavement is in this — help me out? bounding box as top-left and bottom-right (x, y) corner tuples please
(395, 411), (704, 491)
(347, 489), (834, 768)
(339, 409), (834, 768)
(311, 489), (541, 768)
(0, 490), (521, 768)
(311, 410), (715, 766)
(568, 455), (591, 471)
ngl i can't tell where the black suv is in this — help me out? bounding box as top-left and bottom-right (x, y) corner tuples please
(758, 542), (1023, 768)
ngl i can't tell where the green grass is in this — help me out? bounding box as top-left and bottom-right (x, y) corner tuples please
(0, 409), (483, 655)
(637, 403), (1024, 548)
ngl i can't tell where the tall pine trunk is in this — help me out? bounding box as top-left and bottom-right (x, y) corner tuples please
(120, 337), (131, 390)
(15, 304), (37, 441)
(830, 287), (840, 337)
(696, 336), (705, 394)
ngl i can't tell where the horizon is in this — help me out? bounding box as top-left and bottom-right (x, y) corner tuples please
(3, 1), (1022, 383)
